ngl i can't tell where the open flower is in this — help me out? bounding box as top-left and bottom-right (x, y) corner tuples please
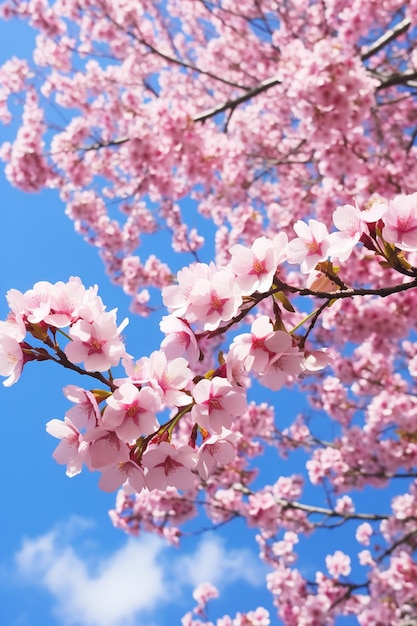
(64, 310), (128, 372)
(382, 193), (417, 251)
(191, 377), (247, 432)
(287, 219), (331, 273)
(142, 442), (197, 491)
(197, 428), (241, 480)
(103, 383), (160, 442)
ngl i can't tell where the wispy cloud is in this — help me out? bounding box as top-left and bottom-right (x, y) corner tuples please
(13, 517), (266, 626)
(15, 521), (166, 626)
(174, 534), (266, 589)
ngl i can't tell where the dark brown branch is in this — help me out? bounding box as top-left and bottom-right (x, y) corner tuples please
(277, 277), (417, 301)
(51, 347), (116, 390)
(361, 17), (411, 61)
(78, 137), (130, 152)
(73, 80), (283, 152)
(300, 299), (330, 348)
(193, 75), (282, 123)
(377, 70), (417, 91)
(375, 528), (417, 564)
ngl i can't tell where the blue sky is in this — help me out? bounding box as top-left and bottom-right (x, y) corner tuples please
(0, 15), (278, 626)
(1, 11), (411, 626)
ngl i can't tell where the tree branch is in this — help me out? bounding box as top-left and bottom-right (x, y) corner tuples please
(193, 74), (282, 123)
(361, 17), (411, 61)
(276, 277), (417, 301)
(273, 497), (389, 522)
(51, 347), (116, 390)
(376, 70), (417, 91)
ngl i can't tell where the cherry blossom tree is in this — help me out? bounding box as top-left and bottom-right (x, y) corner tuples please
(2, 1), (417, 624)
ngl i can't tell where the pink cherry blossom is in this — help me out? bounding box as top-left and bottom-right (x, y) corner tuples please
(142, 442), (197, 491)
(328, 203), (365, 262)
(64, 310), (128, 372)
(81, 427), (129, 470)
(45, 417), (85, 477)
(287, 220), (331, 273)
(230, 236), (281, 295)
(356, 522), (373, 546)
(162, 263), (215, 320)
(159, 315), (200, 366)
(43, 276), (87, 327)
(328, 201), (387, 263)
(6, 281), (51, 324)
(148, 350), (192, 407)
(191, 377), (247, 433)
(5, 5), (417, 626)
(187, 268), (243, 331)
(63, 384), (101, 431)
(260, 333), (305, 391)
(382, 193), (417, 251)
(103, 383), (160, 442)
(303, 350), (331, 372)
(229, 316), (279, 374)
(326, 550), (351, 578)
(0, 317), (26, 386)
(192, 582), (219, 607)
(116, 356), (150, 386)
(197, 428), (241, 481)
(99, 459), (145, 493)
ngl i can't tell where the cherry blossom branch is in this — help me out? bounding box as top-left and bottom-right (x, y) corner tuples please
(49, 347), (116, 390)
(376, 70), (417, 91)
(298, 299), (330, 348)
(102, 6), (247, 91)
(272, 497), (389, 523)
(234, 485), (388, 522)
(275, 277), (417, 301)
(375, 528), (417, 564)
(193, 75), (282, 123)
(361, 17), (411, 61)
(78, 137), (130, 152)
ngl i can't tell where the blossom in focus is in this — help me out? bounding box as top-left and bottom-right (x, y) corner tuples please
(287, 219), (331, 273)
(99, 459), (145, 493)
(0, 317), (26, 386)
(103, 383), (160, 442)
(81, 427), (129, 470)
(162, 262), (215, 320)
(382, 193), (417, 251)
(64, 309), (128, 372)
(142, 441), (197, 491)
(63, 384), (101, 431)
(187, 267), (243, 331)
(230, 235), (282, 295)
(159, 315), (200, 366)
(46, 417), (85, 477)
(148, 350), (192, 407)
(191, 377), (247, 433)
(197, 428), (241, 481)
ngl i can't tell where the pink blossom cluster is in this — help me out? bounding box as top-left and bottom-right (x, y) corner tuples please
(0, 277), (247, 493)
(2, 191), (417, 499)
(182, 583), (270, 626)
(0, 262), (316, 496)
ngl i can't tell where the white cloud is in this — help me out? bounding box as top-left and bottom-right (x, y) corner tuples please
(15, 522), (166, 626)
(175, 535), (266, 589)
(13, 518), (265, 626)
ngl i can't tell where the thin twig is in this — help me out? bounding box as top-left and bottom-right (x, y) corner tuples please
(193, 75), (281, 123)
